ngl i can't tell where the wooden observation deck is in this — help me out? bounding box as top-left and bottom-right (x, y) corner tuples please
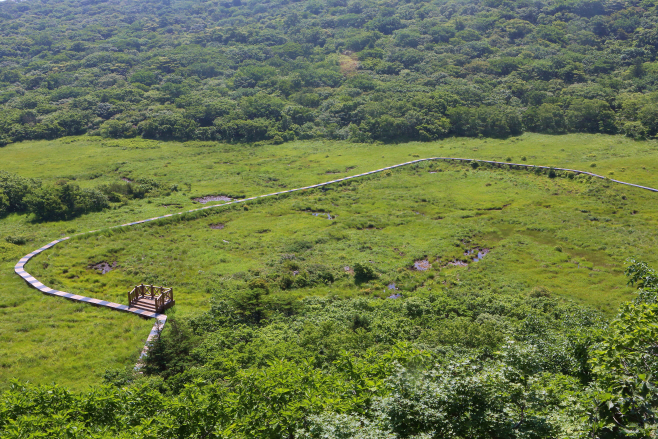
(128, 284), (175, 313)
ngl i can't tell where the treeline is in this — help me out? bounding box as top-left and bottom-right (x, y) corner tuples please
(0, 171), (108, 221)
(2, 0), (658, 145)
(2, 261), (657, 438)
(0, 171), (167, 221)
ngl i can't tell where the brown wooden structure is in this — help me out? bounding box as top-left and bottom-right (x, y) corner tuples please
(128, 284), (175, 313)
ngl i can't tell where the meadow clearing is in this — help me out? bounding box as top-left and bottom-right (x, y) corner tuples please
(1, 132), (657, 389)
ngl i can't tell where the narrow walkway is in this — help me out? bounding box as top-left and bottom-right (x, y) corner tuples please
(13, 157), (658, 361)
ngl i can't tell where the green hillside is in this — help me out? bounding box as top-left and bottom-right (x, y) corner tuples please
(2, 0), (658, 145)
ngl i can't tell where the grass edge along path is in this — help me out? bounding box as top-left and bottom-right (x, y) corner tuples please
(13, 157), (658, 367)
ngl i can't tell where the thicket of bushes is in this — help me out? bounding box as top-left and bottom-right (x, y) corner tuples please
(2, 261), (656, 438)
(0, 171), (168, 222)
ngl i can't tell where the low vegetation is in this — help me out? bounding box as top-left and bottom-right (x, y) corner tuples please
(1, 133), (657, 389)
(1, 261), (657, 438)
(0, 133), (657, 437)
(0, 170), (180, 221)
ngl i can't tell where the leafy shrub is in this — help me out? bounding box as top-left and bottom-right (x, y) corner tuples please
(4, 235), (26, 245)
(98, 178), (160, 200)
(623, 121), (647, 140)
(353, 262), (377, 283)
(25, 183), (109, 221)
(99, 119), (138, 138)
(9, 260), (658, 438)
(0, 171), (39, 213)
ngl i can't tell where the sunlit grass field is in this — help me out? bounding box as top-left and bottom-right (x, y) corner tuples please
(1, 133), (657, 390)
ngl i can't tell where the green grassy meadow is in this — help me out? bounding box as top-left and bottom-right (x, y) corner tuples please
(1, 133), (657, 390)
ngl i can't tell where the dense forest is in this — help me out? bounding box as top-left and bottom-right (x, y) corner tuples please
(2, 0), (658, 145)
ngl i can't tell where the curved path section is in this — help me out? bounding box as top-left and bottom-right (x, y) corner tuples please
(13, 157), (658, 360)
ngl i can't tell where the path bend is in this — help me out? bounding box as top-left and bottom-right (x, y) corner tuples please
(13, 157), (658, 361)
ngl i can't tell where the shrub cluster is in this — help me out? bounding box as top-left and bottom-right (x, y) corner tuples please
(97, 177), (170, 202)
(0, 171), (170, 222)
(24, 181), (109, 221)
(3, 262), (657, 437)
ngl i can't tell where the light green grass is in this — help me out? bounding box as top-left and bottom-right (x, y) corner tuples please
(1, 133), (657, 390)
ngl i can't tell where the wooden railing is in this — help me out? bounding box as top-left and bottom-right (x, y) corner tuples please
(128, 284), (174, 312)
(128, 287), (139, 305)
(154, 287), (173, 312)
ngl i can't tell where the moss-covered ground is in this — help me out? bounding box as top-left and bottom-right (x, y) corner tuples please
(1, 133), (657, 390)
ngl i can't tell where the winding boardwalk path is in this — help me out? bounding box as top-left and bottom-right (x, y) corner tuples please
(13, 158), (658, 361)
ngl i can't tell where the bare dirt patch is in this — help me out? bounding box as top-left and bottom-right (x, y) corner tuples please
(311, 212), (334, 220)
(209, 223), (225, 230)
(413, 260), (432, 271)
(194, 195), (233, 204)
(442, 248), (490, 267)
(465, 248), (490, 262)
(121, 177), (133, 183)
(339, 53), (358, 76)
(89, 261), (117, 274)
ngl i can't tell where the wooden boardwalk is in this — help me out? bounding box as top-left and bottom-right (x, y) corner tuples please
(14, 157), (658, 363)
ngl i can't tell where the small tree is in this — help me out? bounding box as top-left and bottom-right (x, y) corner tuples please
(24, 186), (68, 221)
(353, 262), (377, 283)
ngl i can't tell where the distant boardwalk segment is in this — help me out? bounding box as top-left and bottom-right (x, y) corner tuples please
(14, 157), (658, 361)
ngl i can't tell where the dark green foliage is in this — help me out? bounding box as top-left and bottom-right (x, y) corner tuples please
(97, 178), (160, 201)
(3, 0), (658, 145)
(24, 182), (109, 221)
(0, 171), (39, 214)
(353, 261), (377, 283)
(4, 235), (26, 245)
(0, 190), (7, 217)
(4, 252), (658, 437)
(177, 283), (603, 380)
(590, 302), (658, 437)
(229, 289), (269, 325)
(567, 99), (618, 134)
(626, 259), (658, 290)
(0, 169), (170, 221)
(141, 319), (198, 379)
